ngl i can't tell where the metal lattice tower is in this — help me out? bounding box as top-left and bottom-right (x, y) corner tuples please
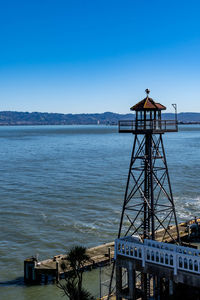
(118, 89), (179, 242)
(108, 90), (180, 299)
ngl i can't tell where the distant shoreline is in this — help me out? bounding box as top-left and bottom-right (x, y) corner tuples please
(0, 122), (200, 126)
(0, 111), (199, 126)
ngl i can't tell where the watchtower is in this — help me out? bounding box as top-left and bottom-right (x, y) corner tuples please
(118, 89), (179, 242)
(108, 90), (180, 300)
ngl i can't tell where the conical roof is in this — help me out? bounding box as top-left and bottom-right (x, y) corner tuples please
(130, 90), (166, 111)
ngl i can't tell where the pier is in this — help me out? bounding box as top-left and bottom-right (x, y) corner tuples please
(24, 241), (114, 284)
(24, 218), (198, 284)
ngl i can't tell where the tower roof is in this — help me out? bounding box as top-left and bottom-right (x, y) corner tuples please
(130, 90), (166, 111)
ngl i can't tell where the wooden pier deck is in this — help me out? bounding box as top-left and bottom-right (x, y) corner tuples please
(24, 241), (115, 283)
(38, 241), (114, 272)
(24, 218), (198, 284)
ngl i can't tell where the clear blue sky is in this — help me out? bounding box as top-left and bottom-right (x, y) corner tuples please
(0, 0), (200, 114)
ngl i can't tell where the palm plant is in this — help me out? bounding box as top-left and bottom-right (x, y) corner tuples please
(57, 246), (95, 300)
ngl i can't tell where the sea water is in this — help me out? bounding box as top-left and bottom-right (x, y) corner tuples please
(0, 125), (200, 299)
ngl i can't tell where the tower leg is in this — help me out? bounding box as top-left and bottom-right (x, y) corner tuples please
(160, 135), (180, 243)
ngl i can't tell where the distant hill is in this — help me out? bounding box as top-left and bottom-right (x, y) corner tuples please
(0, 111), (199, 125)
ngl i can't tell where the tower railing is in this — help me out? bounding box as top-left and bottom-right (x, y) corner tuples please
(118, 120), (178, 133)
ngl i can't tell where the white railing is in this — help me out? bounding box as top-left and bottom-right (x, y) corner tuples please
(115, 237), (200, 276)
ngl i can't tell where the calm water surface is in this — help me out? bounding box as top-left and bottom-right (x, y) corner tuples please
(0, 125), (200, 299)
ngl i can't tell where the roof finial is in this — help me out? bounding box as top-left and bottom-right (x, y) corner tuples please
(145, 88), (150, 96)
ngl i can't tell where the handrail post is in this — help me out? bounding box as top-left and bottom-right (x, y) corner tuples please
(174, 254), (177, 275)
(114, 239), (117, 260)
(142, 246), (145, 267)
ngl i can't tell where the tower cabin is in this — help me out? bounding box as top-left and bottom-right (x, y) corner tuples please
(119, 89), (178, 133)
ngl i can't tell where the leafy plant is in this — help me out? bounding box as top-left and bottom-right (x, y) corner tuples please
(57, 246), (95, 300)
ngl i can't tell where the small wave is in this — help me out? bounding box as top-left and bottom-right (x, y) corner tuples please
(174, 195), (200, 221)
(40, 212), (48, 221)
(174, 195), (200, 202)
